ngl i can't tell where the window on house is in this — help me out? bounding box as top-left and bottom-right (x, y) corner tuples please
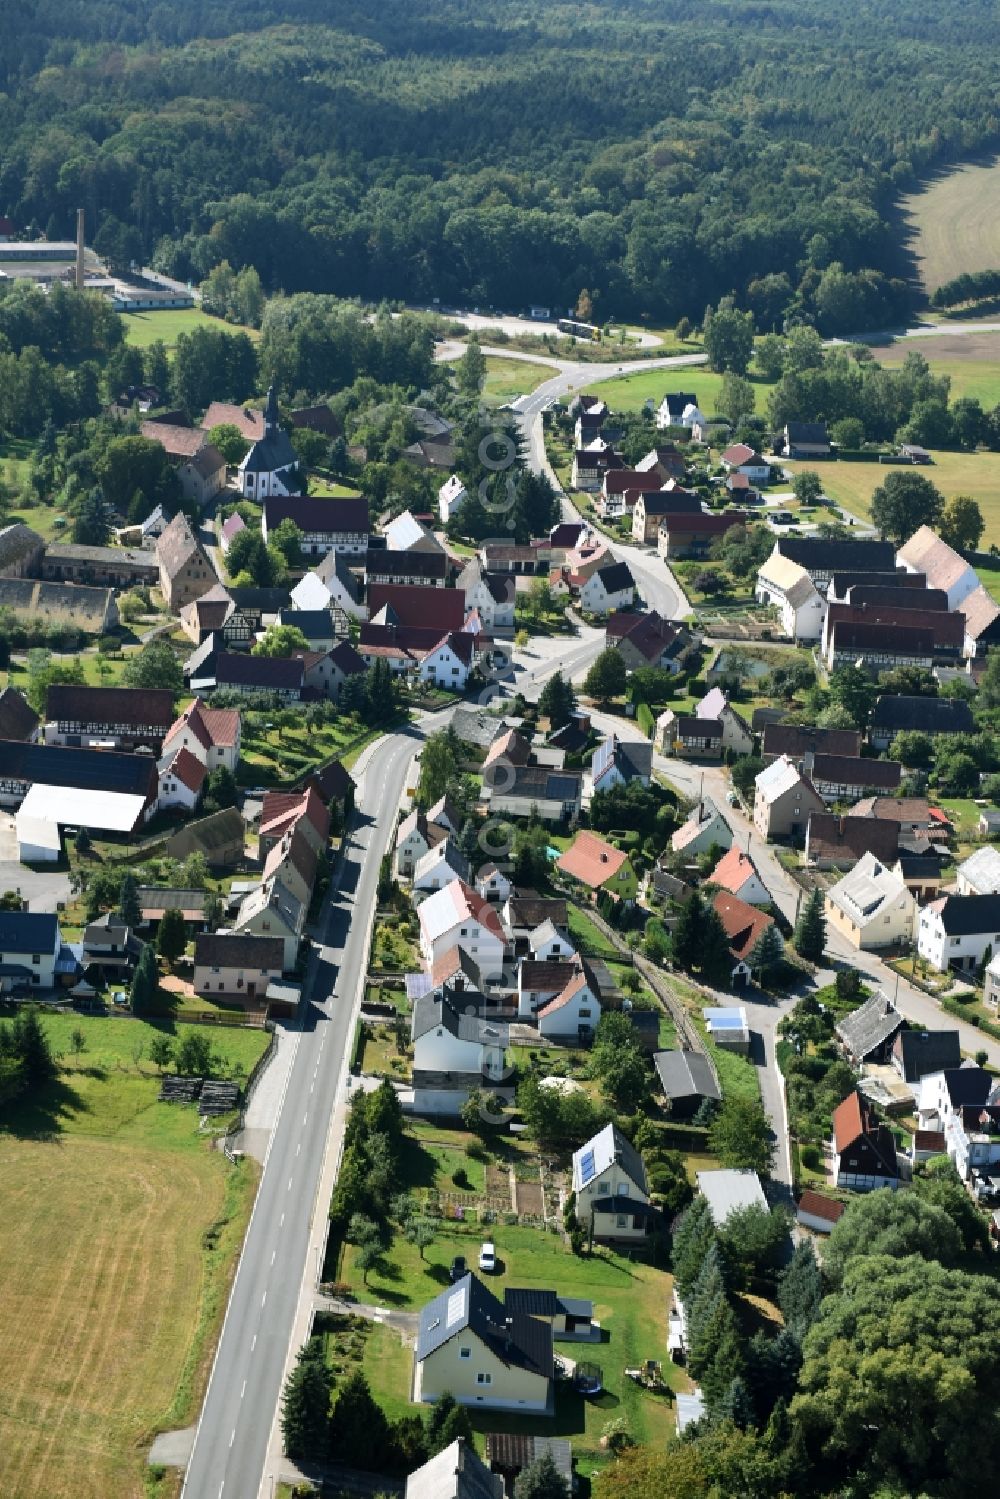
(32, 954), (40, 964)
(616, 1214), (626, 1228)
(460, 1347), (471, 1360)
(476, 1372), (492, 1386)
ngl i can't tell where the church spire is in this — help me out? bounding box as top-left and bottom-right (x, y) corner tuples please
(264, 382), (279, 433)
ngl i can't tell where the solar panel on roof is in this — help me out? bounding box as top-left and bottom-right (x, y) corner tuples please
(580, 1149), (596, 1184)
(446, 1287), (465, 1327)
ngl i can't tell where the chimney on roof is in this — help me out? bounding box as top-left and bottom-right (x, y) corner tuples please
(803, 749), (815, 775)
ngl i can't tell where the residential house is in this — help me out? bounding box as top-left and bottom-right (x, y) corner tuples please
(220, 512), (246, 554)
(822, 601), (964, 668)
(503, 896), (569, 955)
(807, 752), (902, 803)
(418, 879), (506, 977)
(475, 864), (513, 904)
(369, 584), (466, 635)
(709, 846), (770, 906)
(366, 548), (448, 588)
(601, 468), (663, 506)
(656, 392), (705, 430)
(795, 1191), (846, 1235)
(696, 1168), (767, 1225)
(956, 846), (1000, 897)
(278, 608), (336, 651)
(555, 830), (638, 904)
(262, 493), (369, 558)
(177, 444), (227, 508)
(428, 796), (462, 835)
(577, 562), (635, 616)
(527, 919), (576, 964)
(406, 1438), (504, 1499)
(411, 989), (506, 1112)
(383, 510), (445, 554)
(413, 1273), (553, 1412)
(774, 537), (895, 589)
(835, 993), (906, 1065)
(985, 951), (1000, 1010)
(304, 758), (354, 815)
(485, 767), (582, 824)
(848, 796), (948, 841)
(571, 1122), (655, 1242)
(258, 787), (330, 860)
(439, 474), (468, 524)
(238, 386), (302, 498)
(805, 812), (899, 871)
(0, 688), (39, 743)
(917, 893), (1000, 974)
(413, 839), (472, 897)
(157, 746), (206, 812)
(720, 444), (770, 482)
(824, 852), (916, 951)
(193, 934), (284, 1001)
(396, 810), (449, 878)
(484, 1433), (575, 1496)
(762, 723), (862, 765)
(656, 710), (723, 760)
(82, 913), (140, 982)
(291, 550), (365, 621)
(180, 583), (234, 643)
(570, 444), (621, 492)
(897, 525), (980, 610)
(753, 756), (825, 842)
(214, 653), (304, 701)
(608, 611), (690, 673)
(671, 798), (733, 857)
(656, 511), (746, 559)
(826, 621), (933, 672)
(695, 687), (753, 755)
(959, 584), (1000, 659)
(782, 421), (831, 458)
(590, 735), (652, 795)
(43, 684), (174, 752)
(535, 966), (602, 1043)
(235, 877), (304, 970)
(419, 631), (476, 692)
(635, 444), (687, 482)
(631, 488), (701, 546)
(165, 807), (245, 869)
(262, 825), (319, 910)
(713, 892), (779, 985)
(832, 1091), (900, 1192)
(892, 849), (945, 905)
(754, 551), (825, 641)
(457, 562), (516, 633)
(868, 693), (975, 750)
(299, 639), (367, 703)
(0, 911), (63, 991)
(653, 1050), (721, 1119)
(161, 698), (241, 774)
(155, 512), (216, 610)
(891, 1028), (961, 1086)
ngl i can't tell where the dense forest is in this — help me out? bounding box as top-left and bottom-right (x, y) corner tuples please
(2, 1), (1000, 329)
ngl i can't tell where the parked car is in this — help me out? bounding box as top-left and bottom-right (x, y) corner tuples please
(449, 1255), (467, 1284)
(478, 1241), (496, 1273)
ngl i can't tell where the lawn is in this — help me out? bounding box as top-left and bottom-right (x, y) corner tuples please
(239, 714), (375, 787)
(122, 307), (259, 349)
(566, 905), (619, 960)
(976, 556), (1000, 604)
(0, 1012), (267, 1499)
(3, 499), (71, 542)
(482, 357), (552, 405)
(338, 1222), (684, 1458)
(899, 156), (1000, 294)
(784, 450), (1000, 544)
(582, 366), (776, 417)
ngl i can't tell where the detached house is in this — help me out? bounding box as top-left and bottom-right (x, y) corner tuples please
(411, 989), (506, 1113)
(712, 893), (779, 985)
(590, 734), (652, 795)
(396, 810), (449, 878)
(832, 1091), (900, 1192)
(536, 965), (602, 1043)
(457, 561), (516, 633)
(414, 1273), (553, 1413)
(160, 698), (241, 773)
(824, 852), (916, 951)
(709, 846), (770, 906)
(439, 474), (468, 524)
(917, 894), (1000, 975)
(656, 392), (705, 431)
(755, 551), (825, 642)
(720, 444), (770, 482)
(782, 421), (831, 458)
(418, 879), (506, 978)
(193, 933), (284, 1002)
(555, 829), (638, 904)
(156, 512), (216, 610)
(753, 756), (825, 842)
(577, 562), (635, 616)
(656, 710), (723, 760)
(671, 798), (733, 857)
(836, 993), (906, 1066)
(0, 911), (64, 991)
(695, 687), (753, 755)
(572, 1122), (654, 1242)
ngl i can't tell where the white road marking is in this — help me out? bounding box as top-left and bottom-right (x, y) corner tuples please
(310, 1082), (315, 1095)
(271, 1250), (276, 1266)
(303, 1112), (308, 1125)
(229, 1429), (236, 1448)
(261, 1291), (267, 1309)
(288, 1174), (294, 1187)
(280, 1212), (285, 1228)
(241, 1381), (246, 1399)
(296, 1143), (300, 1157)
(250, 1335), (256, 1353)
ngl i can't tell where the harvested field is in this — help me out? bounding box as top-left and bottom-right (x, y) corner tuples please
(900, 157), (1000, 295)
(868, 332), (1000, 406)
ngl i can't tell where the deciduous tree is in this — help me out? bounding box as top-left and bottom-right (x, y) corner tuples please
(870, 469), (943, 543)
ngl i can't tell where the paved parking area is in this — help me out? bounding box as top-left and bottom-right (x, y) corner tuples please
(0, 816), (72, 910)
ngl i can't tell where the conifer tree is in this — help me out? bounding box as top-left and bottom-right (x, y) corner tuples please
(672, 890), (704, 974)
(793, 887), (826, 963)
(281, 1337), (331, 1458)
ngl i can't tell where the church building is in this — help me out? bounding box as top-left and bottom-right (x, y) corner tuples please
(238, 386), (303, 499)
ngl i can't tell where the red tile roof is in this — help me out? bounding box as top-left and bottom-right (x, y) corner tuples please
(367, 583), (465, 633)
(556, 830), (628, 889)
(710, 846), (760, 896)
(712, 891), (774, 961)
(168, 746), (207, 795)
(796, 1190), (846, 1225)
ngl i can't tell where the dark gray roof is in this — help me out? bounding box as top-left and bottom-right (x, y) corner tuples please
(785, 421), (830, 443)
(777, 538), (895, 572)
(0, 911), (58, 951)
(595, 561), (634, 594)
(264, 494), (368, 534)
(0, 740), (156, 798)
(940, 1066), (995, 1109)
(871, 695), (975, 736)
(653, 1049), (721, 1103)
(934, 893), (1000, 936)
(893, 1029), (961, 1083)
(278, 609), (336, 640)
(503, 1288), (594, 1319)
(215, 653), (304, 691)
(411, 989), (502, 1044)
(450, 707), (510, 749)
(194, 933), (284, 970)
(836, 993), (905, 1059)
(415, 1273), (553, 1379)
(366, 548), (447, 581)
(0, 687), (39, 742)
(503, 768), (581, 801)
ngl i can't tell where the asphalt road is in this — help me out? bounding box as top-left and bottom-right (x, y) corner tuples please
(181, 728), (420, 1499)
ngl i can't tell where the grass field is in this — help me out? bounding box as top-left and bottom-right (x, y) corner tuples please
(482, 357), (552, 404)
(122, 307), (259, 349)
(338, 1222), (684, 1459)
(900, 157), (1000, 295)
(870, 332), (1000, 406)
(0, 1012), (267, 1499)
(583, 366), (775, 416)
(785, 450), (1000, 543)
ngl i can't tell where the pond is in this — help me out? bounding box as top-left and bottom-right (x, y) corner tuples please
(708, 650), (771, 681)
